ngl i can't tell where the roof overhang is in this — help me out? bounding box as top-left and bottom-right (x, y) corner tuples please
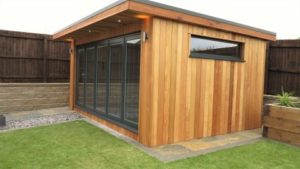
(53, 0), (276, 41)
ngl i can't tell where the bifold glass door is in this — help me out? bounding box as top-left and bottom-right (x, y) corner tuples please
(76, 33), (141, 131)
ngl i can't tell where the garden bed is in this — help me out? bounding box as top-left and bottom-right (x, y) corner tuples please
(263, 104), (300, 146)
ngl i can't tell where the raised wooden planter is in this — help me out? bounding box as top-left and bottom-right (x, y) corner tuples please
(263, 104), (300, 146)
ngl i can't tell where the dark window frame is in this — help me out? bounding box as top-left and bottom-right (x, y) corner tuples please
(75, 47), (86, 107)
(124, 34), (141, 125)
(190, 35), (245, 62)
(75, 32), (141, 133)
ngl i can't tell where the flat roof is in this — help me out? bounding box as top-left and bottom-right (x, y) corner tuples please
(53, 0), (276, 41)
(53, 0), (127, 35)
(136, 0), (276, 36)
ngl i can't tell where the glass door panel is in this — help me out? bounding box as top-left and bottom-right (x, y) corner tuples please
(124, 36), (141, 124)
(75, 33), (141, 131)
(96, 43), (108, 114)
(85, 46), (96, 110)
(108, 39), (123, 118)
(76, 48), (86, 106)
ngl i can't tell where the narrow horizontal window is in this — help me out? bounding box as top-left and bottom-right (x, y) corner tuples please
(190, 35), (243, 61)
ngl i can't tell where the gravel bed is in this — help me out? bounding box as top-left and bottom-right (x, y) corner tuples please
(0, 113), (83, 131)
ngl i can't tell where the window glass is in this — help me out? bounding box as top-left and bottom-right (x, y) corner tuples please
(96, 44), (108, 114)
(124, 37), (141, 124)
(190, 36), (242, 61)
(76, 49), (86, 106)
(85, 46), (96, 110)
(76, 33), (141, 131)
(108, 40), (123, 118)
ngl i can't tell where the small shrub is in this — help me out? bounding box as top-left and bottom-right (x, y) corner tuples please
(277, 89), (294, 107)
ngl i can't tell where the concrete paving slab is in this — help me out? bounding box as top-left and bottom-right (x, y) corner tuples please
(178, 141), (216, 151)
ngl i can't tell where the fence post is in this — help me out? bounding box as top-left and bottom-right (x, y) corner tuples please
(264, 42), (270, 94)
(43, 37), (48, 82)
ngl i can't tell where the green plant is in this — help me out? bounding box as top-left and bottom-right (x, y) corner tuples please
(277, 89), (295, 107)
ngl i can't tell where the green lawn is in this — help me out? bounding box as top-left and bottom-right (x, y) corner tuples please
(0, 121), (299, 169)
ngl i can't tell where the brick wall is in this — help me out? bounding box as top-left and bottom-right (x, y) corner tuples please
(0, 83), (69, 114)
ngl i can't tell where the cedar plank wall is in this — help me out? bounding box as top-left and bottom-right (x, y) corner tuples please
(138, 17), (153, 144)
(139, 17), (268, 147)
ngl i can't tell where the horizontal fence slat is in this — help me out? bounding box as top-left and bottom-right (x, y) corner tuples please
(0, 56), (70, 62)
(48, 58), (70, 62)
(0, 76), (69, 79)
(0, 55), (43, 60)
(269, 68), (300, 74)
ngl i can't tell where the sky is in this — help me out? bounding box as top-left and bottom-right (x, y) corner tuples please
(0, 0), (299, 39)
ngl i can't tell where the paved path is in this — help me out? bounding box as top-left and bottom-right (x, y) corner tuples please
(149, 129), (262, 162)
